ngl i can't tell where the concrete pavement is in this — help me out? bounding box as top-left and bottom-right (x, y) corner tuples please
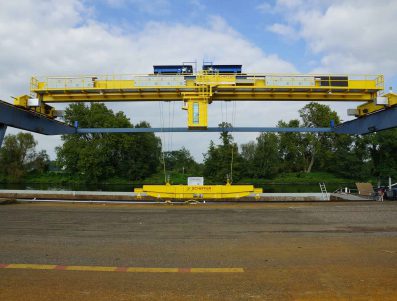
(0, 202), (396, 300)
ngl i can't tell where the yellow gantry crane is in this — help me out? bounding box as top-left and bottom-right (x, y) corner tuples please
(13, 64), (395, 129)
(10, 64), (397, 200)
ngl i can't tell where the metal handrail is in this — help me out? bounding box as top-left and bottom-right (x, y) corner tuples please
(31, 73), (383, 81)
(31, 73), (384, 92)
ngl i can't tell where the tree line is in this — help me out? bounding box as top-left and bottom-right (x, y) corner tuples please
(205, 103), (397, 183)
(1, 102), (396, 183)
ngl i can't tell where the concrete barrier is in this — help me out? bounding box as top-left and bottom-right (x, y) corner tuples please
(0, 190), (373, 202)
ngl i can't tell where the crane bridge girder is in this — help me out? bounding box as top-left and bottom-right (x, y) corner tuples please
(17, 71), (388, 129)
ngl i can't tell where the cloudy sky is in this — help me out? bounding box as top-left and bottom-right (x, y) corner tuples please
(1, 0), (397, 161)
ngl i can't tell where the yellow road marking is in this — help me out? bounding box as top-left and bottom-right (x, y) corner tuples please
(190, 268), (244, 273)
(65, 266), (117, 272)
(6, 264), (57, 270)
(1, 264), (244, 273)
(127, 267), (179, 273)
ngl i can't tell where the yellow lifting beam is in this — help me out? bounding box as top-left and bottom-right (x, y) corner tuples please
(134, 182), (263, 200)
(13, 72), (389, 128)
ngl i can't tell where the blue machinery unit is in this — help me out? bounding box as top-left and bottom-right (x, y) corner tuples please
(202, 64), (242, 73)
(153, 64), (242, 74)
(153, 65), (193, 74)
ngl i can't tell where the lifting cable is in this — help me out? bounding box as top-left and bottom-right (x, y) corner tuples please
(221, 101), (224, 124)
(221, 100), (236, 183)
(230, 101), (237, 183)
(169, 101), (175, 154)
(158, 100), (176, 184)
(158, 101), (167, 183)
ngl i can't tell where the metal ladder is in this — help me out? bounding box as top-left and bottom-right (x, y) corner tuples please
(319, 182), (329, 200)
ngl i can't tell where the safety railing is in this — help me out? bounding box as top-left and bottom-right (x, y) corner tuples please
(30, 77), (39, 90)
(30, 73), (384, 92)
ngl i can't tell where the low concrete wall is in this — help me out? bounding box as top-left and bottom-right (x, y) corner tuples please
(0, 190), (372, 202)
(0, 190), (138, 201)
(253, 193), (328, 202)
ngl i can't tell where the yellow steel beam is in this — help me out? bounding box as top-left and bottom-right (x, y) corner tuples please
(134, 183), (263, 199)
(37, 92), (184, 102)
(24, 73), (385, 127)
(35, 90), (375, 103)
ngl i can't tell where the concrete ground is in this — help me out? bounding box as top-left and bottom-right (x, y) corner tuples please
(0, 201), (396, 300)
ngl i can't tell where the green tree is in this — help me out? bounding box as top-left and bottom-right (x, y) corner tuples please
(203, 122), (243, 183)
(330, 134), (372, 180)
(0, 133), (49, 182)
(298, 102), (340, 173)
(240, 141), (256, 177)
(242, 103), (350, 177)
(164, 147), (200, 174)
(368, 129), (397, 181)
(277, 119), (306, 173)
(241, 133), (281, 178)
(56, 103), (161, 182)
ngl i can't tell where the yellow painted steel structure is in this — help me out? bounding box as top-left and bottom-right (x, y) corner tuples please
(14, 72), (391, 129)
(134, 182), (263, 200)
(11, 70), (395, 200)
(356, 91), (397, 116)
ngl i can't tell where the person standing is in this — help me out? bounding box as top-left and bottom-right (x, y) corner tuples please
(379, 188), (385, 202)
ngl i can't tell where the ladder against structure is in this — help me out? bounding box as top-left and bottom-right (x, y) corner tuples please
(319, 182), (329, 200)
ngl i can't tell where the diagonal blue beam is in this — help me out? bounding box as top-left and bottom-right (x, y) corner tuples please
(76, 127), (333, 133)
(0, 100), (76, 135)
(335, 106), (397, 135)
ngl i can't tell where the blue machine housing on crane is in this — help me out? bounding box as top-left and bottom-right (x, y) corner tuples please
(202, 64), (242, 73)
(153, 64), (242, 74)
(153, 65), (193, 74)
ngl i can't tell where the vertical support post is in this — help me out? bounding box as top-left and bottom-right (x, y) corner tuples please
(0, 123), (7, 148)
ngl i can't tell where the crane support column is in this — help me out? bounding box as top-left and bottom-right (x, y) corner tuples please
(0, 124), (6, 148)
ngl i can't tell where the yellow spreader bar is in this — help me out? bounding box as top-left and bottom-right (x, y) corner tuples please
(135, 183), (263, 199)
(0, 264), (243, 273)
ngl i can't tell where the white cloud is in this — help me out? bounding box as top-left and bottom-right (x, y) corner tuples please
(256, 2), (273, 13)
(0, 0), (297, 162)
(271, 0), (397, 76)
(104, 0), (170, 15)
(267, 23), (298, 40)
